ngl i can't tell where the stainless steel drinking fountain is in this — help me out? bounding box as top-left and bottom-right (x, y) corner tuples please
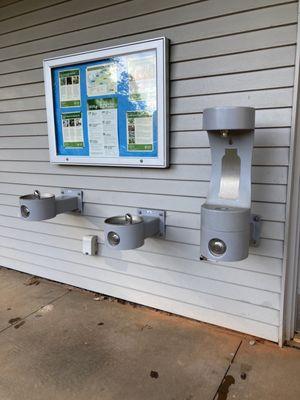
(200, 106), (261, 262)
(19, 188), (83, 221)
(104, 209), (166, 250)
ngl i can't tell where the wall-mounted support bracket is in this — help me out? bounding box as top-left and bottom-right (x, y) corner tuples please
(60, 188), (83, 214)
(137, 208), (166, 238)
(250, 214), (262, 247)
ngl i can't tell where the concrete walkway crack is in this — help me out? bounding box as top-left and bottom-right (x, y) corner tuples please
(0, 289), (70, 335)
(212, 339), (243, 400)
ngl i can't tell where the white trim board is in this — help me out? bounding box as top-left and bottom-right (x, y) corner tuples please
(281, 2), (300, 346)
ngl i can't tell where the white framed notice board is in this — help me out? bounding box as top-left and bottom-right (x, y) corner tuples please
(43, 37), (169, 168)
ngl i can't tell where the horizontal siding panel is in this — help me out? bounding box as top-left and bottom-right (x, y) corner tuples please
(0, 82), (44, 100)
(252, 202), (285, 222)
(0, 127), (291, 148)
(0, 88), (293, 114)
(171, 148), (289, 166)
(0, 223), (283, 263)
(0, 1), (24, 10)
(1, 87), (291, 114)
(0, 96), (45, 112)
(171, 129), (291, 148)
(0, 233), (281, 311)
(0, 210), (283, 276)
(0, 147), (290, 167)
(0, 69), (43, 88)
(0, 2), (297, 74)
(172, 67), (295, 97)
(1, 45), (296, 84)
(171, 89), (294, 114)
(0, 171), (287, 204)
(0, 65), (295, 100)
(0, 199), (285, 242)
(172, 46), (296, 80)
(0, 24), (295, 75)
(0, 199), (285, 243)
(0, 0), (67, 22)
(2, 106), (292, 127)
(0, 0), (293, 44)
(0, 123), (47, 135)
(0, 255), (279, 341)
(0, 182), (286, 221)
(248, 238), (283, 259)
(0, 242), (280, 326)
(0, 109), (46, 124)
(0, 160), (288, 184)
(0, 0), (124, 33)
(171, 109), (292, 131)
(0, 0), (206, 42)
(0, 181), (287, 224)
(171, 25), (297, 62)
(0, 223), (282, 292)
(0, 205), (284, 261)
(0, 0), (296, 342)
(261, 221), (285, 241)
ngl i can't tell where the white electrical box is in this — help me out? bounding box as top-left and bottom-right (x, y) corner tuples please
(82, 235), (98, 256)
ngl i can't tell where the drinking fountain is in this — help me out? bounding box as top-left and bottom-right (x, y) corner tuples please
(19, 189), (83, 221)
(104, 209), (166, 250)
(200, 106), (261, 261)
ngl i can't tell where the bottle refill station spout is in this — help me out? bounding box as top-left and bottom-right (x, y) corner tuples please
(104, 209), (166, 250)
(201, 107), (260, 262)
(19, 189), (83, 221)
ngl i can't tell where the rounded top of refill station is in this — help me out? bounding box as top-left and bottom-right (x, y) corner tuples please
(203, 106), (255, 132)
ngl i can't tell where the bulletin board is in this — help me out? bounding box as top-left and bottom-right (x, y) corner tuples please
(43, 37), (169, 168)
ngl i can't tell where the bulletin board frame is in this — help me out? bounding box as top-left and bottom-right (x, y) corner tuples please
(43, 37), (169, 168)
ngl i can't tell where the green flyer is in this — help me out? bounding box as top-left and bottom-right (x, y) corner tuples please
(61, 112), (84, 148)
(127, 111), (153, 151)
(59, 69), (81, 108)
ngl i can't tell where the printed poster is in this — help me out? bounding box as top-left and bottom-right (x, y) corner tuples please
(59, 69), (81, 108)
(87, 98), (119, 157)
(61, 112), (84, 148)
(127, 52), (156, 108)
(86, 62), (117, 97)
(127, 111), (153, 151)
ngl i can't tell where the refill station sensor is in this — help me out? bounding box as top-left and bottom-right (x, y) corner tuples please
(200, 106), (261, 262)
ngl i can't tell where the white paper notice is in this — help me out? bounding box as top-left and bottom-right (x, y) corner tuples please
(86, 63), (117, 97)
(127, 111), (153, 152)
(61, 112), (84, 148)
(127, 51), (156, 109)
(59, 69), (81, 108)
(87, 98), (119, 157)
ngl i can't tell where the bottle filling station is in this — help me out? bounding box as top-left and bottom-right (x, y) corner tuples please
(200, 106), (261, 262)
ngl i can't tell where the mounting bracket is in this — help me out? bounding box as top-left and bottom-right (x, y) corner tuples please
(60, 188), (83, 214)
(137, 208), (166, 238)
(250, 214), (262, 247)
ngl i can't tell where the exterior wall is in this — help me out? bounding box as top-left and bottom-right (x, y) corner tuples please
(0, 0), (298, 342)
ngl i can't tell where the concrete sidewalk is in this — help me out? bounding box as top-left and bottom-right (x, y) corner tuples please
(0, 267), (299, 400)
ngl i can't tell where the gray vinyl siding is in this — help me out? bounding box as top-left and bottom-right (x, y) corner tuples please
(0, 0), (297, 342)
